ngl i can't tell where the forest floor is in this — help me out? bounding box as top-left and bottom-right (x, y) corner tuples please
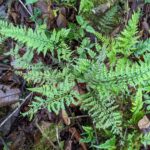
(0, 0), (150, 150)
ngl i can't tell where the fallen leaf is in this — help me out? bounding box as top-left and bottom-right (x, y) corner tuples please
(61, 110), (70, 125)
(35, 0), (55, 29)
(0, 93), (32, 136)
(0, 84), (20, 107)
(138, 115), (150, 130)
(57, 12), (67, 28)
(142, 19), (150, 33)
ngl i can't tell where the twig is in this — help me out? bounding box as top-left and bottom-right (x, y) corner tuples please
(18, 0), (33, 17)
(69, 115), (89, 119)
(0, 93), (33, 128)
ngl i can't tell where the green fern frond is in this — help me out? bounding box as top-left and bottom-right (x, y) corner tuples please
(81, 93), (122, 135)
(28, 77), (79, 114)
(0, 20), (71, 61)
(74, 58), (92, 75)
(134, 39), (150, 55)
(93, 136), (116, 150)
(79, 56), (150, 134)
(129, 88), (144, 124)
(0, 21), (50, 55)
(24, 67), (71, 85)
(0, 35), (6, 43)
(144, 93), (150, 112)
(76, 15), (110, 45)
(77, 38), (96, 58)
(98, 5), (118, 34)
(131, 89), (143, 114)
(116, 12), (140, 56)
(141, 133), (150, 147)
(79, 0), (94, 14)
(5, 45), (35, 69)
(85, 59), (150, 93)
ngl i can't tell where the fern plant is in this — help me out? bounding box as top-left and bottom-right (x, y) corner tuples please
(1, 8), (150, 149)
(74, 11), (150, 136)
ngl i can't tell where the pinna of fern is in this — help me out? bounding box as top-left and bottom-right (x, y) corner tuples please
(27, 76), (79, 115)
(115, 11), (140, 56)
(80, 92), (122, 135)
(107, 11), (140, 62)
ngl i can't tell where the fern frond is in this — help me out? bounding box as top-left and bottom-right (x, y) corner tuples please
(28, 77), (79, 114)
(93, 136), (116, 150)
(129, 88), (144, 124)
(98, 5), (118, 34)
(144, 95), (150, 113)
(74, 58), (92, 75)
(76, 15), (110, 45)
(141, 133), (150, 147)
(0, 20), (71, 61)
(86, 59), (150, 92)
(24, 67), (71, 85)
(79, 0), (94, 14)
(5, 45), (35, 69)
(116, 12), (140, 56)
(81, 92), (122, 135)
(131, 89), (143, 114)
(134, 39), (150, 55)
(0, 21), (49, 54)
(0, 35), (6, 43)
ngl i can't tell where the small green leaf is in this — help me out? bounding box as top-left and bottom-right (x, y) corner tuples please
(26, 0), (38, 4)
(86, 26), (95, 33)
(93, 137), (116, 150)
(76, 16), (84, 25)
(141, 133), (150, 147)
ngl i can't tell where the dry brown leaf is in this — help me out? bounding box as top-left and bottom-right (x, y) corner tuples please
(57, 12), (67, 28)
(0, 84), (20, 107)
(138, 115), (150, 130)
(35, 0), (55, 29)
(142, 19), (150, 33)
(61, 110), (70, 125)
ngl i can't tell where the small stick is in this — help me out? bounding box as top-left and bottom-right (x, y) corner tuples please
(0, 93), (33, 128)
(69, 115), (89, 119)
(18, 0), (33, 17)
